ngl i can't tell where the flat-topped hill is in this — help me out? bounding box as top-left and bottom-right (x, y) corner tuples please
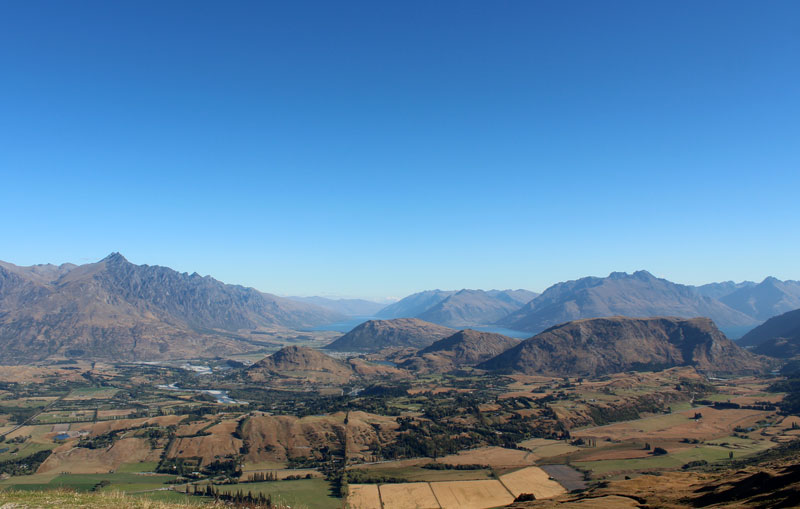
(479, 316), (767, 376)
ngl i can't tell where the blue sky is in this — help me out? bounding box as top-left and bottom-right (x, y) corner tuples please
(1, 1), (798, 300)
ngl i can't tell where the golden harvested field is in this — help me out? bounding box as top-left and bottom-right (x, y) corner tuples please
(429, 480), (514, 509)
(517, 438), (580, 459)
(379, 482), (440, 509)
(348, 484), (382, 509)
(498, 466), (566, 499)
(436, 446), (535, 467)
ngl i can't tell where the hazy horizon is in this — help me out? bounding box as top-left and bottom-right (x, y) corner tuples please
(2, 1), (798, 300)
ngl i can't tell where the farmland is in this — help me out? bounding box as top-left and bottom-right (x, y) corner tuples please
(0, 360), (797, 508)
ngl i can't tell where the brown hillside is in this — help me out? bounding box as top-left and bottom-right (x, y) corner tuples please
(479, 316), (768, 377)
(401, 329), (520, 373)
(325, 318), (454, 352)
(247, 345), (355, 382)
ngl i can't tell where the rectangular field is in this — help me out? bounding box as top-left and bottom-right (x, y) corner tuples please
(572, 437), (775, 475)
(348, 484), (382, 509)
(499, 466), (566, 499)
(380, 482), (440, 509)
(435, 446), (535, 467)
(214, 478), (340, 509)
(429, 480), (515, 509)
(64, 387), (119, 400)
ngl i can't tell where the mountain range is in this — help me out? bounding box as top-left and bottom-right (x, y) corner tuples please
(2, 253), (798, 364)
(478, 316), (768, 376)
(255, 317), (767, 379)
(498, 271), (762, 337)
(0, 253), (342, 363)
(362, 274), (800, 339)
(739, 308), (800, 358)
(716, 277), (800, 322)
(376, 289), (538, 327)
(287, 296), (385, 316)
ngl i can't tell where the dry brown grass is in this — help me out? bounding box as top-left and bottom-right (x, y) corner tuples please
(37, 437), (161, 474)
(168, 425), (243, 467)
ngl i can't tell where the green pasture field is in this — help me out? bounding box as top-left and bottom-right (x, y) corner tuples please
(128, 490), (211, 505)
(116, 462), (161, 473)
(212, 478), (340, 509)
(64, 387), (119, 400)
(572, 436), (776, 475)
(33, 410), (96, 424)
(0, 472), (177, 493)
(0, 398), (56, 409)
(0, 441), (55, 462)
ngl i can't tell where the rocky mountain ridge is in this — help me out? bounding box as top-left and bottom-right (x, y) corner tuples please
(0, 253), (342, 363)
(498, 271), (760, 336)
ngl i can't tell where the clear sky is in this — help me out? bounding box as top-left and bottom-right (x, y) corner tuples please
(1, 1), (798, 300)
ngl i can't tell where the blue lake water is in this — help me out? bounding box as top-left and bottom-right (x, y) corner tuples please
(467, 325), (532, 339)
(306, 316), (377, 332)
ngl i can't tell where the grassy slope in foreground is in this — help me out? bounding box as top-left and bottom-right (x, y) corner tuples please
(0, 488), (213, 508)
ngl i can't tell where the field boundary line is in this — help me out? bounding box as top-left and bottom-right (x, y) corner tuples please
(496, 475), (517, 499)
(376, 483), (385, 509)
(427, 481), (443, 509)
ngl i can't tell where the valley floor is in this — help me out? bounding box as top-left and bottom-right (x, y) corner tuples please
(1, 361), (798, 509)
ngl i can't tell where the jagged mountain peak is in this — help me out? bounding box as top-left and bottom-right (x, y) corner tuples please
(0, 254), (343, 363)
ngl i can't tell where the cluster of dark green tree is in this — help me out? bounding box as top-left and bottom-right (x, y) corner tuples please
(188, 483), (284, 507)
(0, 449), (51, 476)
(768, 377), (800, 415)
